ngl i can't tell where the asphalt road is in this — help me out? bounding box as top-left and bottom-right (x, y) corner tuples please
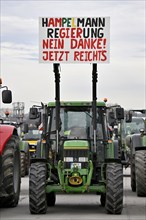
(0, 168), (146, 220)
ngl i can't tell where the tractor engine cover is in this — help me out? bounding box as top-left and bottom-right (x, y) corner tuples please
(63, 140), (89, 169)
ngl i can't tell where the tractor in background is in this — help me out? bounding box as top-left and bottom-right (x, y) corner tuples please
(0, 78), (21, 207)
(19, 111), (42, 177)
(28, 64), (125, 214)
(107, 105), (130, 167)
(124, 110), (146, 196)
(20, 124), (41, 177)
(22, 125), (41, 158)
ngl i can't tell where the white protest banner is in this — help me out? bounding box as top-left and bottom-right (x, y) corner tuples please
(39, 17), (110, 63)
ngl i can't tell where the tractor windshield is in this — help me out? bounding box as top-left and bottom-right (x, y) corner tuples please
(124, 117), (145, 135)
(23, 129), (41, 140)
(49, 106), (107, 140)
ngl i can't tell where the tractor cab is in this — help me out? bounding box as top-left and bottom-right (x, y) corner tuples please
(49, 102), (108, 144)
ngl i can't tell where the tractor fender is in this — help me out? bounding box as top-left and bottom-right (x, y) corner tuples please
(113, 140), (119, 159)
(0, 125), (18, 155)
(125, 135), (132, 148)
(19, 140), (29, 153)
(131, 134), (142, 155)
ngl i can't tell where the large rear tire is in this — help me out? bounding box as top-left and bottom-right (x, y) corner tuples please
(29, 162), (47, 214)
(105, 163), (123, 214)
(0, 136), (21, 207)
(135, 150), (146, 196)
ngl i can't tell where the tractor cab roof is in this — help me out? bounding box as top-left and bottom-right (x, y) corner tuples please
(48, 101), (106, 107)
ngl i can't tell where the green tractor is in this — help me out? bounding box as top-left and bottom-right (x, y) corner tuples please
(19, 126), (41, 177)
(107, 105), (130, 168)
(28, 64), (125, 214)
(19, 113), (42, 177)
(19, 140), (29, 177)
(124, 110), (146, 196)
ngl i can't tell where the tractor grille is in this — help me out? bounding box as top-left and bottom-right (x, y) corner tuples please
(64, 149), (89, 169)
(29, 144), (36, 158)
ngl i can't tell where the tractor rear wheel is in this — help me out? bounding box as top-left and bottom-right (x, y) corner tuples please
(25, 150), (29, 175)
(135, 150), (146, 196)
(0, 136), (21, 207)
(105, 163), (123, 214)
(46, 192), (56, 206)
(20, 151), (26, 177)
(131, 157), (136, 192)
(29, 162), (47, 214)
(21, 150), (30, 177)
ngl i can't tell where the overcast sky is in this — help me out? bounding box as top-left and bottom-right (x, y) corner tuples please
(0, 0), (145, 113)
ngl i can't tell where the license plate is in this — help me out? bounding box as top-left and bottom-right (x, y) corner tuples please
(71, 163), (81, 169)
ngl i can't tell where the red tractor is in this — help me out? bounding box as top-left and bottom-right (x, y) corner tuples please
(0, 79), (21, 207)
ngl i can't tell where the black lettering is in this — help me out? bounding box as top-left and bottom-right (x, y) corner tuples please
(98, 28), (104, 38)
(42, 18), (48, 27)
(99, 18), (105, 27)
(83, 28), (89, 38)
(47, 28), (53, 38)
(85, 18), (91, 27)
(77, 18), (84, 27)
(54, 28), (59, 38)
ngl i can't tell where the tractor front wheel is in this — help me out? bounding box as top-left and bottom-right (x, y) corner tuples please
(105, 163), (123, 214)
(29, 162), (47, 214)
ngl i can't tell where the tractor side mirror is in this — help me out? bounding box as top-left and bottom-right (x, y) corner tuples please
(2, 90), (12, 103)
(108, 111), (115, 127)
(23, 123), (29, 133)
(116, 108), (124, 120)
(29, 107), (39, 119)
(126, 112), (132, 123)
(35, 112), (41, 127)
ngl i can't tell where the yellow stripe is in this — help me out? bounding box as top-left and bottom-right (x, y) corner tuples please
(29, 149), (36, 152)
(64, 147), (88, 150)
(27, 140), (37, 145)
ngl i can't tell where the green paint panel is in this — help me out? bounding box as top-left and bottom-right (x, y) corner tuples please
(106, 141), (115, 159)
(19, 140), (26, 151)
(45, 183), (105, 194)
(64, 140), (89, 148)
(142, 136), (146, 146)
(48, 101), (106, 107)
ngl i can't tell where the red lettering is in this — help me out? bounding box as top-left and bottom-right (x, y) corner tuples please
(101, 50), (107, 61)
(48, 18), (55, 27)
(42, 39), (48, 49)
(49, 51), (54, 61)
(97, 39), (103, 49)
(55, 18), (62, 27)
(42, 51), (48, 61)
(42, 51), (69, 62)
(59, 51), (64, 61)
(64, 51), (69, 61)
(74, 51), (80, 61)
(76, 28), (82, 38)
(70, 39), (77, 49)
